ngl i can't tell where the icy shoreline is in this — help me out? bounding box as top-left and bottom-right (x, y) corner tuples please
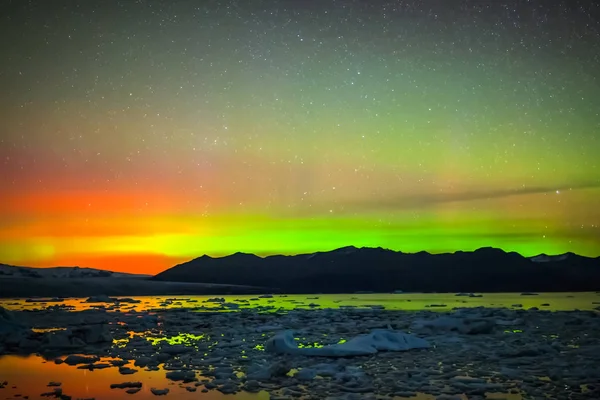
(1, 300), (599, 399)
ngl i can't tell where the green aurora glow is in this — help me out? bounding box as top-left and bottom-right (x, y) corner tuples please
(0, 1), (599, 273)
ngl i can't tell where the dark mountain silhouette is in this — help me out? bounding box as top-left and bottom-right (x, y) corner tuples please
(152, 247), (600, 293)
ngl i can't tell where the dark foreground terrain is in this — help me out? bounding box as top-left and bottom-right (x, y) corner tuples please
(154, 247), (600, 293)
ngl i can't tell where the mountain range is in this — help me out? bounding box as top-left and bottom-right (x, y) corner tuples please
(152, 247), (600, 293)
(0, 263), (270, 297)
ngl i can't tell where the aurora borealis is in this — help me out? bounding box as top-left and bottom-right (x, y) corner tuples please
(1, 0), (599, 274)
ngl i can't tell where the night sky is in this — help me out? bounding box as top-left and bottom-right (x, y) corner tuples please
(1, 0), (599, 273)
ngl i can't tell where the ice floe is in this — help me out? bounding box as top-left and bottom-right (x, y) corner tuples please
(150, 387), (169, 395)
(266, 329), (430, 356)
(110, 381), (142, 389)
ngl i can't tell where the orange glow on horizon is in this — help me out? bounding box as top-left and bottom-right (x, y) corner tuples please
(0, 189), (214, 215)
(22, 253), (189, 275)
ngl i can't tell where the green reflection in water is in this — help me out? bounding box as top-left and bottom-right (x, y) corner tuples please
(147, 333), (204, 346)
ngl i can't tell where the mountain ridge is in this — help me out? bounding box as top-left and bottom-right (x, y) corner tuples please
(152, 247), (600, 293)
(179, 246), (599, 262)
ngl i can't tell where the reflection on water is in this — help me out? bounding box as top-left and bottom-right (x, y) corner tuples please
(0, 355), (520, 400)
(2, 292), (598, 313)
(0, 354), (268, 400)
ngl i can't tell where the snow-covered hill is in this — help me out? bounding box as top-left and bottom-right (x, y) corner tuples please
(0, 264), (150, 279)
(530, 253), (571, 263)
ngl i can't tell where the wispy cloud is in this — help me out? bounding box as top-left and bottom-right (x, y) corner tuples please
(303, 181), (600, 214)
(375, 181), (599, 208)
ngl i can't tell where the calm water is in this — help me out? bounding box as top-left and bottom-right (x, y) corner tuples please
(0, 355), (508, 400)
(2, 291), (599, 312)
(0, 354), (269, 400)
(1, 292), (597, 400)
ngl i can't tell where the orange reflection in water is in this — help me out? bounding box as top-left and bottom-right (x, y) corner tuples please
(0, 355), (524, 400)
(0, 355), (266, 400)
(2, 292), (599, 313)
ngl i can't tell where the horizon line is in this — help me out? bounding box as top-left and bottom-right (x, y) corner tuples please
(2, 245), (597, 272)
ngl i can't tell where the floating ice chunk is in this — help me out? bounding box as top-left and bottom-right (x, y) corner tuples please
(85, 295), (114, 303)
(116, 298), (141, 303)
(77, 362), (111, 370)
(0, 307), (17, 324)
(451, 376), (487, 384)
(496, 318), (522, 326)
(133, 356), (152, 367)
(246, 366), (272, 380)
(295, 368), (317, 380)
(165, 370), (196, 382)
(309, 363), (346, 377)
(110, 382), (142, 389)
(450, 376), (506, 392)
(150, 388), (169, 395)
(243, 380), (261, 392)
(43, 331), (75, 349)
(413, 316), (463, 331)
(41, 388), (63, 397)
(42, 324), (112, 349)
(413, 316), (494, 334)
(84, 295), (140, 304)
(266, 329), (429, 357)
(217, 382), (238, 394)
(246, 360), (291, 381)
(63, 354), (100, 365)
(159, 344), (192, 355)
(75, 324), (113, 344)
(119, 366), (138, 375)
(215, 339), (244, 348)
(0, 306), (28, 347)
(254, 324), (283, 333)
(205, 297), (225, 303)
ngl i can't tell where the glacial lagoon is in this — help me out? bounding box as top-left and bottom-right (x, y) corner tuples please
(1, 292), (599, 400)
